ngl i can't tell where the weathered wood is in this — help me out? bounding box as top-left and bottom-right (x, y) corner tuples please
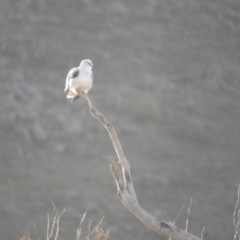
(86, 96), (201, 240)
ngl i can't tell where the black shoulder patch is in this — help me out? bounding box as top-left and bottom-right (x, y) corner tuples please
(72, 69), (79, 78)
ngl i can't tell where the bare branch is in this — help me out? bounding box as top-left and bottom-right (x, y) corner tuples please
(234, 183), (240, 240)
(86, 96), (201, 240)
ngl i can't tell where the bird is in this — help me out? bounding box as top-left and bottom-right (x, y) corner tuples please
(64, 59), (93, 102)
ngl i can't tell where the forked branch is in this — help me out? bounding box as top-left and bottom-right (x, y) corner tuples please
(86, 96), (201, 240)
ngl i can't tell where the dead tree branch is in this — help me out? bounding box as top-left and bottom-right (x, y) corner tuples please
(85, 96), (201, 240)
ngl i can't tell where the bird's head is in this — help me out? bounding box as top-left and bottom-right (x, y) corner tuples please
(80, 59), (93, 69)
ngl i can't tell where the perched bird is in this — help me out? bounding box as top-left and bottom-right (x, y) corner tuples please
(64, 59), (93, 102)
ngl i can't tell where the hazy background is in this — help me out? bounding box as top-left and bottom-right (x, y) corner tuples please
(0, 0), (240, 239)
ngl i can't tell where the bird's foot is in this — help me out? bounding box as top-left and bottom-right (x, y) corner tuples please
(79, 90), (87, 99)
(71, 95), (80, 102)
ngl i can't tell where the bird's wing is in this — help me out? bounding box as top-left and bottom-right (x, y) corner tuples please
(64, 67), (79, 91)
(90, 70), (93, 87)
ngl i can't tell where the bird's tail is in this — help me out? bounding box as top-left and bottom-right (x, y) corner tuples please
(66, 91), (80, 102)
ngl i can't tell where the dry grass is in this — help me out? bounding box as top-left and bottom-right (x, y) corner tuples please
(46, 202), (68, 240)
(20, 204), (109, 240)
(20, 235), (31, 240)
(76, 213), (109, 240)
(233, 183), (240, 240)
(19, 183), (240, 240)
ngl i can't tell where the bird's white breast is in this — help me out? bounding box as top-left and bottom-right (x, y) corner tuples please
(70, 68), (92, 92)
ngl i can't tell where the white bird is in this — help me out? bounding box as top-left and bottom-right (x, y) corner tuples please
(64, 59), (93, 102)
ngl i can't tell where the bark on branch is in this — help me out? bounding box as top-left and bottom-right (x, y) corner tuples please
(85, 96), (201, 240)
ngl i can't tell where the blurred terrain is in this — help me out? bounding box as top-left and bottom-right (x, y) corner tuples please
(0, 0), (240, 239)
